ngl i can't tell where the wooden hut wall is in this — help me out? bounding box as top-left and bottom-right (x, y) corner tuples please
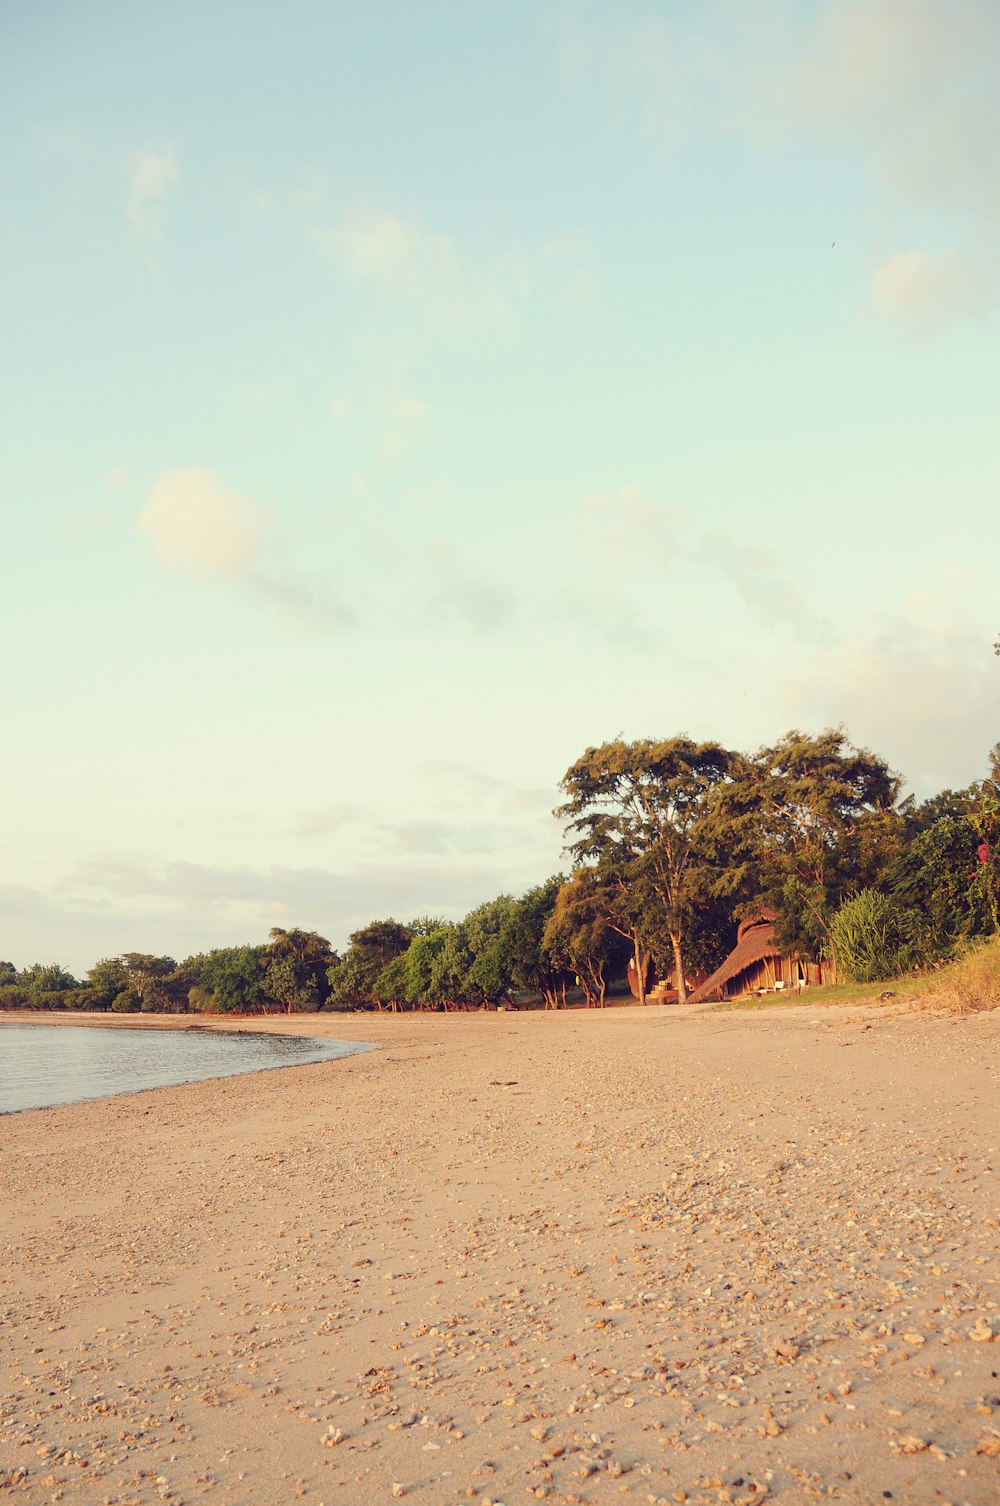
(725, 952), (835, 999)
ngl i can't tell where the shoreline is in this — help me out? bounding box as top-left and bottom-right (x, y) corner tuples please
(2, 1003), (998, 1505)
(0, 1017), (376, 1118)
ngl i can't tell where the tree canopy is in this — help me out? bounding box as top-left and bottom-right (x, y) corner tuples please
(557, 737), (738, 1001)
(3, 726), (997, 1015)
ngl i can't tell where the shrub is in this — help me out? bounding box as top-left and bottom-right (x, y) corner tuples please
(924, 935), (1000, 1012)
(831, 889), (922, 982)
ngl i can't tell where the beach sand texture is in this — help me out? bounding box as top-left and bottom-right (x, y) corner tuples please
(2, 1004), (999, 1506)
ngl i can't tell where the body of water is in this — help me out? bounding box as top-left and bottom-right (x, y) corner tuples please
(0, 1022), (372, 1114)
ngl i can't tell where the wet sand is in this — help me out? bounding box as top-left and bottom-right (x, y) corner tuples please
(2, 1003), (998, 1506)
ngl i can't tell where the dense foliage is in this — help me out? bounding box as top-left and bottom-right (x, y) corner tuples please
(4, 728), (998, 1012)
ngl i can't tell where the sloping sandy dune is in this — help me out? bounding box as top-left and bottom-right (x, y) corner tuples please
(2, 1003), (998, 1506)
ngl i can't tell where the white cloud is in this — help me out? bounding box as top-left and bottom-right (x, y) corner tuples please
(394, 398), (430, 424)
(570, 484), (686, 572)
(559, 1), (1000, 323)
(138, 469), (265, 576)
(315, 206), (513, 329)
(384, 395), (431, 454)
(755, 0), (1000, 322)
(871, 248), (990, 324)
(568, 485), (824, 636)
(787, 602), (998, 794)
(324, 207), (455, 287)
(137, 469), (358, 632)
(294, 804), (360, 839)
(128, 143), (179, 242)
(423, 531), (517, 632)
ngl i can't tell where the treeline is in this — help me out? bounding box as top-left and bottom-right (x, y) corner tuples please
(0, 896), (631, 1015)
(3, 729), (998, 1013)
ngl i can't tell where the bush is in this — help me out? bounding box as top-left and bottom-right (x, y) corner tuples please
(831, 889), (922, 982)
(110, 990), (141, 1013)
(924, 935), (1000, 1012)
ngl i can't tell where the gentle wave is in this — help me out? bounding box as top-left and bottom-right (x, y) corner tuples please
(0, 1022), (372, 1114)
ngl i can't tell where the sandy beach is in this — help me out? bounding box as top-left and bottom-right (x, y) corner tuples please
(2, 1002), (999, 1506)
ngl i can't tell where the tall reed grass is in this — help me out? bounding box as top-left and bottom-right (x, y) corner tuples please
(919, 935), (1000, 1013)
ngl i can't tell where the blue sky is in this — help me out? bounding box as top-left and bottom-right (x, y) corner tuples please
(3, 0), (998, 974)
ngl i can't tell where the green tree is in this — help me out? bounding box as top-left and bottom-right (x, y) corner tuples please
(328, 919), (413, 1009)
(500, 878), (570, 1008)
(261, 929), (337, 1012)
(887, 799), (1000, 955)
(558, 738), (737, 1002)
(725, 729), (902, 961)
(980, 742), (1000, 801)
(19, 962), (79, 995)
(373, 952), (411, 1012)
(186, 945), (271, 1013)
(458, 896), (518, 1008)
(119, 954), (181, 1011)
(400, 926), (455, 1010)
(81, 957), (132, 1011)
(901, 786), (981, 838)
(542, 871), (628, 1007)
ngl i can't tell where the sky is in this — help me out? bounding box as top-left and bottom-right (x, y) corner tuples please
(3, 0), (999, 975)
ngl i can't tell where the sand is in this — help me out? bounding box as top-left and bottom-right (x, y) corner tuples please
(1, 1001), (998, 1506)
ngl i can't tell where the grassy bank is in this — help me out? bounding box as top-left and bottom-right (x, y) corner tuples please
(715, 933), (1000, 1013)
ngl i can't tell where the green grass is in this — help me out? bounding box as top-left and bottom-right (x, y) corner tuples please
(711, 978), (905, 1011)
(712, 936), (1000, 1013)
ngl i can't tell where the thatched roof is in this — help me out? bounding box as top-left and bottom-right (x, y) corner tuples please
(686, 910), (781, 1005)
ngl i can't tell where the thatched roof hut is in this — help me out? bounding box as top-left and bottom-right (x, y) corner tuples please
(686, 911), (834, 1005)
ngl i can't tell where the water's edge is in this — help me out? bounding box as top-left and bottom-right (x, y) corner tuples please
(0, 1021), (375, 1115)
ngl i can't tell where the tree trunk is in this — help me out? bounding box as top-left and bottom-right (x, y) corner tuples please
(671, 931), (687, 1003)
(633, 936), (647, 1006)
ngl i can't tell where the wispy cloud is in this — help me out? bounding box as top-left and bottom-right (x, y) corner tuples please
(293, 805), (360, 839)
(137, 469), (356, 631)
(557, 0), (1000, 325)
(787, 591), (998, 794)
(128, 143), (179, 242)
(871, 248), (992, 326)
(568, 484), (826, 637)
(421, 530), (519, 632)
(751, 0), (1000, 323)
(314, 206), (518, 330)
(66, 850), (535, 943)
(555, 12), (695, 152)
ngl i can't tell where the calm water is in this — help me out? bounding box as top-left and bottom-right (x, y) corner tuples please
(0, 1023), (372, 1114)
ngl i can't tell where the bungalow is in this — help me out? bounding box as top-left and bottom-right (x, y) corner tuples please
(685, 911), (835, 1005)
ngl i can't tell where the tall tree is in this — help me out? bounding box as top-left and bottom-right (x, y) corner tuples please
(543, 871), (627, 1007)
(726, 729), (902, 959)
(265, 928), (337, 1012)
(501, 877), (570, 1009)
(558, 738), (737, 1002)
(187, 945), (272, 1013)
(400, 926), (455, 1010)
(461, 895), (518, 1008)
(981, 742), (1000, 801)
(118, 954), (181, 1011)
(328, 920), (412, 1009)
